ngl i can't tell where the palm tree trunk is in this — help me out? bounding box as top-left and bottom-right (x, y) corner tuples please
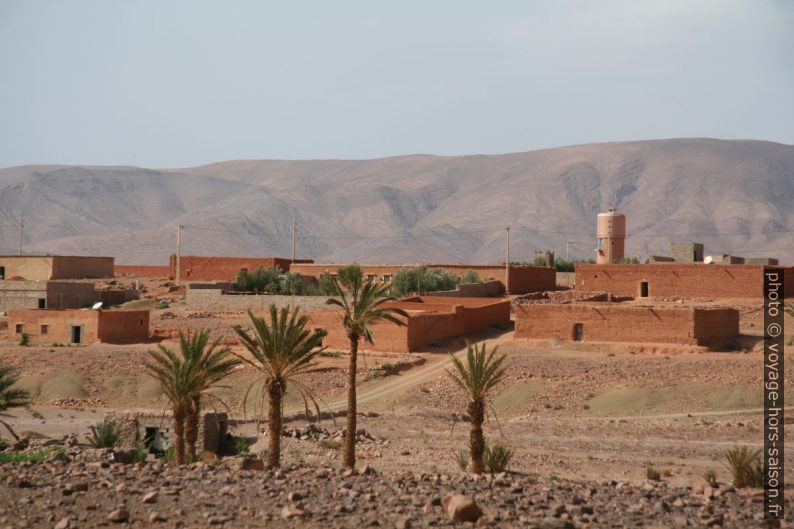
(0, 419), (20, 441)
(267, 380), (283, 468)
(173, 404), (186, 465)
(185, 396), (200, 463)
(343, 334), (359, 469)
(469, 398), (485, 474)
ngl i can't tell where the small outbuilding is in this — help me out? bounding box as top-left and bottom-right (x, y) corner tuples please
(7, 309), (149, 344)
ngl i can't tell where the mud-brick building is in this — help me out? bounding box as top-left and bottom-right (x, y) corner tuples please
(291, 263), (556, 295)
(107, 411), (228, 457)
(514, 303), (739, 348)
(7, 309), (149, 344)
(309, 296), (511, 353)
(575, 263), (794, 299)
(0, 255), (114, 281)
(0, 281), (96, 311)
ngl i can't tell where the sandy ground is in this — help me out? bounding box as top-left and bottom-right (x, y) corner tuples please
(2, 291), (792, 491)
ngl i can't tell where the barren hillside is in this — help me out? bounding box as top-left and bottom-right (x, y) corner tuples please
(1, 138), (793, 264)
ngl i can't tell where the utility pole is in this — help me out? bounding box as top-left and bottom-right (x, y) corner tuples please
(175, 224), (182, 286)
(505, 226), (511, 295)
(17, 214), (23, 256)
(566, 240), (571, 260)
(291, 218), (296, 263)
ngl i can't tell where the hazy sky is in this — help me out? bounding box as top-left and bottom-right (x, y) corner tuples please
(1, 1), (792, 168)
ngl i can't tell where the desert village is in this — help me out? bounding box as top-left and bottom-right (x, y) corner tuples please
(0, 209), (791, 528)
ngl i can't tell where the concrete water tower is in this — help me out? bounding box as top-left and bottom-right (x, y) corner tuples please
(596, 208), (626, 264)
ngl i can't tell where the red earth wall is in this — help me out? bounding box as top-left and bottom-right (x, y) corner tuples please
(7, 309), (149, 344)
(575, 264), (794, 299)
(514, 303), (738, 347)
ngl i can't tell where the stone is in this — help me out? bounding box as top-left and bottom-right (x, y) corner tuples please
(142, 491), (158, 503)
(281, 505), (305, 519)
(148, 512), (167, 523)
(441, 493), (484, 523)
(239, 458), (265, 471)
(54, 518), (71, 529)
(107, 508), (129, 523)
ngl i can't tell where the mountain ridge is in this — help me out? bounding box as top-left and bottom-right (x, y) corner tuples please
(2, 138), (793, 265)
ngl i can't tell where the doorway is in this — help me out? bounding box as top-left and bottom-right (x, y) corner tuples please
(70, 325), (82, 344)
(573, 323), (584, 341)
(38, 298), (46, 309)
(640, 281), (649, 298)
(0, 266), (4, 279)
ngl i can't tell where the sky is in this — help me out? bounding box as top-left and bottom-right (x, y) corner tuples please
(1, 0), (792, 168)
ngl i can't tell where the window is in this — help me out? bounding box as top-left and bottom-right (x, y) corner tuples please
(40, 325), (48, 335)
(0, 266), (5, 280)
(573, 323), (584, 342)
(382, 275), (392, 283)
(38, 298), (46, 309)
(640, 281), (649, 298)
(15, 324), (23, 334)
(366, 274), (376, 281)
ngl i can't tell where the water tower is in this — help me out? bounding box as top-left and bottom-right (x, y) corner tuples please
(596, 208), (626, 264)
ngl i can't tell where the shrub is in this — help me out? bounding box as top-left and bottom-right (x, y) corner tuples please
(646, 466), (661, 481)
(133, 441), (148, 463)
(89, 419), (120, 448)
(19, 333), (30, 346)
(453, 449), (469, 472)
(0, 451), (50, 464)
(391, 266), (459, 297)
(316, 273), (337, 295)
(317, 439), (341, 450)
(234, 267), (282, 294)
(154, 301), (170, 310)
(702, 468), (718, 486)
(724, 446), (764, 488)
(484, 442), (514, 473)
(234, 436), (253, 456)
(461, 269), (482, 284)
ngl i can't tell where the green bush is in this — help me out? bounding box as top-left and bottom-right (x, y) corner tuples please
(316, 273), (337, 295)
(234, 436), (253, 456)
(234, 266), (282, 294)
(154, 301), (170, 310)
(391, 266), (459, 297)
(725, 446), (764, 488)
(461, 269), (482, 284)
(0, 451), (50, 464)
(484, 442), (514, 473)
(89, 419), (120, 448)
(19, 333), (30, 346)
(453, 449), (469, 472)
(702, 468), (718, 486)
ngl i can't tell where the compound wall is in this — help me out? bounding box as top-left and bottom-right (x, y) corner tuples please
(114, 265), (171, 278)
(7, 309), (149, 344)
(308, 296), (510, 352)
(514, 303), (738, 347)
(575, 264), (794, 299)
(185, 287), (333, 311)
(0, 281), (97, 311)
(168, 255), (314, 281)
(0, 256), (114, 281)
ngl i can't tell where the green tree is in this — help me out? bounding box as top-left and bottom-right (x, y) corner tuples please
(146, 330), (239, 464)
(391, 266), (459, 297)
(326, 275), (408, 469)
(461, 269), (482, 284)
(234, 306), (327, 468)
(447, 342), (508, 473)
(337, 264), (363, 289)
(234, 266), (282, 293)
(0, 365), (29, 441)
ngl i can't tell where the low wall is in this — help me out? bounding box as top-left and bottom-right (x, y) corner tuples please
(425, 280), (504, 298)
(115, 265), (171, 278)
(186, 287), (333, 312)
(514, 303), (738, 347)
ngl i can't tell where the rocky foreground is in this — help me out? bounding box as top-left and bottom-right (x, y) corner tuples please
(0, 458), (784, 529)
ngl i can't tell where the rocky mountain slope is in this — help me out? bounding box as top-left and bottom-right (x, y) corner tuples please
(1, 138), (793, 265)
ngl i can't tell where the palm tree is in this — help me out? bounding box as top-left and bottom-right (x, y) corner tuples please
(447, 341), (508, 473)
(181, 330), (240, 462)
(0, 365), (29, 441)
(233, 305), (327, 468)
(326, 274), (408, 469)
(146, 329), (239, 464)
